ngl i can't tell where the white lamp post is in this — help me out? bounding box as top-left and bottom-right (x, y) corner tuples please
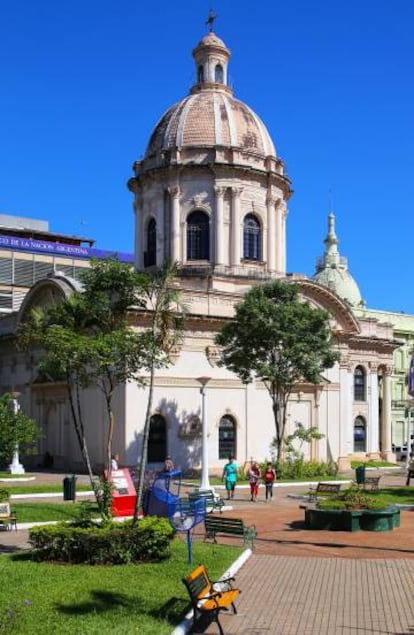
(8, 392), (25, 475)
(197, 376), (212, 492)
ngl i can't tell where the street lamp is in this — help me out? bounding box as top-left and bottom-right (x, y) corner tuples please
(8, 392), (25, 475)
(196, 376), (212, 492)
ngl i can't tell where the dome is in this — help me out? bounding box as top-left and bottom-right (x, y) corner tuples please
(313, 266), (363, 307)
(145, 91), (276, 159)
(144, 28), (277, 161)
(313, 213), (364, 307)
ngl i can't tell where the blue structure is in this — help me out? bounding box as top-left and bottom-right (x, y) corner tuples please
(145, 470), (182, 518)
(169, 497), (207, 563)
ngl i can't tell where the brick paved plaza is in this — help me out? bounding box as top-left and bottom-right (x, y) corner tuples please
(2, 470), (414, 634)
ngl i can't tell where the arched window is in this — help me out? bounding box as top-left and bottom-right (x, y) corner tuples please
(215, 64), (223, 83)
(198, 65), (204, 83)
(354, 366), (366, 401)
(243, 214), (261, 261)
(187, 210), (210, 261)
(218, 415), (236, 460)
(148, 414), (167, 462)
(145, 218), (156, 267)
(354, 416), (366, 452)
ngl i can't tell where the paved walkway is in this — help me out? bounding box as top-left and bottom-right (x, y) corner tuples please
(2, 469), (414, 633)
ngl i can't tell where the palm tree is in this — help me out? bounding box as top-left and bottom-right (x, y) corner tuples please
(133, 263), (186, 523)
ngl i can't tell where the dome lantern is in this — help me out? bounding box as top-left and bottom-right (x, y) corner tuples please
(191, 27), (231, 94)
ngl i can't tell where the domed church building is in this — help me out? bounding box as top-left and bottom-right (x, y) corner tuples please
(0, 23), (400, 472)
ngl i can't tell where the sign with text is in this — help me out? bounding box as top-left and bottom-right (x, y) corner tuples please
(109, 468), (137, 517)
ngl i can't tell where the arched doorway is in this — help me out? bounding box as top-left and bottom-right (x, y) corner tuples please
(148, 414), (167, 462)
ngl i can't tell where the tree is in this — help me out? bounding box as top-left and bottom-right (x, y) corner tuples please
(18, 259), (150, 515)
(133, 263), (186, 524)
(215, 280), (339, 460)
(0, 393), (40, 465)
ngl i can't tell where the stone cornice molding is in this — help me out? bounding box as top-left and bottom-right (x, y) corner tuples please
(293, 278), (360, 334)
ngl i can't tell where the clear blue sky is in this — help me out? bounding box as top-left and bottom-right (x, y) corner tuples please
(1, 1), (413, 313)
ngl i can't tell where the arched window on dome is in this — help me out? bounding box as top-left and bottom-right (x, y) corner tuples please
(187, 211), (210, 261)
(215, 64), (223, 83)
(148, 414), (167, 463)
(354, 416), (366, 452)
(145, 218), (157, 267)
(354, 366), (366, 401)
(218, 415), (236, 460)
(198, 65), (204, 83)
(243, 214), (261, 261)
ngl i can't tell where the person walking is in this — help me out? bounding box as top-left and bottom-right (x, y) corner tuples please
(222, 456), (238, 500)
(263, 462), (276, 501)
(249, 461), (261, 502)
(406, 453), (414, 486)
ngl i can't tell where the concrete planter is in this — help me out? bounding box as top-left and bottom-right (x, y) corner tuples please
(303, 505), (400, 532)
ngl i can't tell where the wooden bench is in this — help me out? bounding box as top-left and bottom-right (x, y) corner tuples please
(188, 490), (224, 514)
(308, 482), (341, 502)
(0, 501), (17, 531)
(360, 476), (381, 491)
(204, 516), (256, 549)
(182, 564), (240, 635)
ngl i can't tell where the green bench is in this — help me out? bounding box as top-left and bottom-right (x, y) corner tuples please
(188, 490), (224, 514)
(204, 516), (256, 549)
(308, 482), (341, 502)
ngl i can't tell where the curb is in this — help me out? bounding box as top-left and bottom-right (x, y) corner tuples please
(170, 548), (252, 635)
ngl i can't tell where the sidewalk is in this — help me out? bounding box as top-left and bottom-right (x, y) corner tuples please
(2, 469), (414, 633)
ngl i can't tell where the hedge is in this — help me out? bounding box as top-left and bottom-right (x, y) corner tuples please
(29, 516), (174, 564)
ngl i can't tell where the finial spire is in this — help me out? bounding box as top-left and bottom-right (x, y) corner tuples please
(206, 9), (217, 32)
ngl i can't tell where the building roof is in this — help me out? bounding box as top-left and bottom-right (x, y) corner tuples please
(145, 29), (277, 161)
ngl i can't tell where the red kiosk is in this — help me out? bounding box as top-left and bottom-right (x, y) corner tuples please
(109, 468), (137, 517)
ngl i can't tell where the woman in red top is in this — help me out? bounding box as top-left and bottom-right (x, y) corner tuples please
(263, 462), (276, 501)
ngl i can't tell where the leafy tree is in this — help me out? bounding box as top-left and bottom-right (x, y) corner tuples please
(215, 280), (339, 460)
(0, 393), (40, 465)
(133, 263), (186, 524)
(18, 259), (150, 515)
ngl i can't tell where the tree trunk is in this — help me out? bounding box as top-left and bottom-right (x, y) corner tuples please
(133, 363), (155, 525)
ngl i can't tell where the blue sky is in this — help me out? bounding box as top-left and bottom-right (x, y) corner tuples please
(1, 1), (413, 312)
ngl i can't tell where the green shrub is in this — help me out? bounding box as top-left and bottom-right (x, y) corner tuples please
(272, 459), (338, 480)
(29, 516), (174, 564)
(316, 485), (388, 511)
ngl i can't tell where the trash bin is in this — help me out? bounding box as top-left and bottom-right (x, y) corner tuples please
(355, 465), (366, 486)
(63, 475), (77, 501)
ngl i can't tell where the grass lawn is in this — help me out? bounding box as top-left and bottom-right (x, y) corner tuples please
(12, 501), (99, 523)
(0, 538), (243, 635)
(4, 484), (92, 495)
(370, 487), (414, 506)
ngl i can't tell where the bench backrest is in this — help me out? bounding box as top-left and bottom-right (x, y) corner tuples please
(0, 502), (11, 519)
(183, 565), (211, 601)
(317, 483), (340, 492)
(205, 517), (244, 533)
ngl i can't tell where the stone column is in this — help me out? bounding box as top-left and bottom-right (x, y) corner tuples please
(266, 194), (277, 272)
(339, 358), (352, 457)
(281, 203), (287, 274)
(274, 199), (283, 272)
(134, 200), (143, 270)
(368, 362), (379, 454)
(231, 187), (243, 267)
(214, 186), (226, 266)
(168, 187), (181, 264)
(381, 365), (393, 459)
